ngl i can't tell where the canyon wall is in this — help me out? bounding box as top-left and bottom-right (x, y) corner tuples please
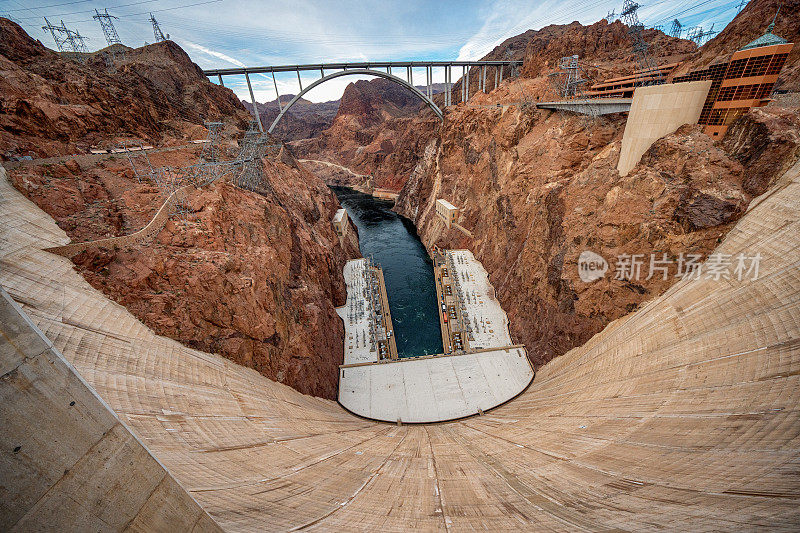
(395, 99), (799, 367)
(3, 20), (361, 400)
(243, 96), (339, 141)
(0, 18), (250, 160)
(291, 78), (441, 190)
(10, 149), (360, 399)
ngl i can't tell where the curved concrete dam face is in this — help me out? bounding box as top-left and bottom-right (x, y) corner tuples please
(2, 163), (800, 530)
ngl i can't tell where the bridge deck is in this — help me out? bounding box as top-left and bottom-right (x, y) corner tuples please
(536, 97), (633, 115)
(202, 60), (522, 76)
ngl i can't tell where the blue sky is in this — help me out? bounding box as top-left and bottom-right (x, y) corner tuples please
(3, 0), (744, 102)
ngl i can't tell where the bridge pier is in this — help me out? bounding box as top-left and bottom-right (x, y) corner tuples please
(446, 65), (451, 106)
(296, 69), (303, 91)
(427, 66), (432, 99)
(244, 71), (263, 132)
(465, 66), (469, 101)
(272, 72), (282, 112)
(461, 66), (466, 103)
(217, 73), (223, 87)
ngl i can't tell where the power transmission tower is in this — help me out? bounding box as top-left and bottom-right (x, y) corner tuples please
(504, 48), (519, 78)
(736, 0), (748, 14)
(149, 13), (166, 42)
(93, 8), (122, 47)
(653, 24), (663, 33)
(42, 18), (88, 53)
(606, 9), (616, 22)
(549, 55), (586, 98)
(702, 23), (717, 44)
(69, 28), (89, 53)
(199, 122), (224, 163)
(669, 19), (682, 38)
(42, 17), (69, 52)
(620, 0), (661, 85)
(687, 24), (717, 45)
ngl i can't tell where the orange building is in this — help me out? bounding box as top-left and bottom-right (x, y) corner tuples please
(672, 21), (793, 137)
(584, 18), (792, 139)
(585, 62), (682, 98)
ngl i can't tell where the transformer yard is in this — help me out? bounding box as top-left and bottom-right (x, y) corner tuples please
(336, 257), (398, 364)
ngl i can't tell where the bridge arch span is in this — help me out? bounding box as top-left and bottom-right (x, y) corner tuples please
(268, 68), (443, 134)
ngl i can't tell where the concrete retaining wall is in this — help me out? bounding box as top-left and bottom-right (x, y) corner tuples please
(617, 80), (712, 176)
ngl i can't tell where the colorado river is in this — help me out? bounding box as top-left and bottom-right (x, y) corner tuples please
(332, 186), (443, 357)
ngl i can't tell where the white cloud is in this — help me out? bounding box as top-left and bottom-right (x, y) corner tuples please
(179, 39), (246, 67)
(457, 0), (613, 60)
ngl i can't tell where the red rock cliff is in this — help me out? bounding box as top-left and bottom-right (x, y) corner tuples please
(395, 97), (799, 367)
(291, 78), (440, 190)
(11, 147), (360, 399)
(0, 17), (249, 160)
(3, 20), (361, 400)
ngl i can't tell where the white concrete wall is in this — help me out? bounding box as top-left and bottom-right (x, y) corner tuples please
(617, 80), (712, 176)
(0, 288), (220, 532)
(339, 347), (533, 423)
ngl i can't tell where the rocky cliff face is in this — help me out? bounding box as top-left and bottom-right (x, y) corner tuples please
(395, 99), (799, 367)
(290, 78), (440, 190)
(4, 20), (360, 400)
(243, 96), (340, 141)
(10, 146), (360, 399)
(0, 17), (249, 160)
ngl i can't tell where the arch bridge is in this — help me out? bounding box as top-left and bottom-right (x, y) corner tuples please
(203, 60), (523, 133)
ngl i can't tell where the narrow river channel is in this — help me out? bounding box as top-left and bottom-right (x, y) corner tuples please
(331, 186), (443, 357)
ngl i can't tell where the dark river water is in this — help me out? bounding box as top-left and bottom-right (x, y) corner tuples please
(332, 186), (443, 357)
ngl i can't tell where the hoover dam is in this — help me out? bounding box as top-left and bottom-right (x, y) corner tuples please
(3, 0), (800, 530)
(3, 152), (799, 529)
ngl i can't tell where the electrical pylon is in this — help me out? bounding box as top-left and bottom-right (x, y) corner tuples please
(149, 13), (166, 42)
(620, 0), (661, 85)
(93, 9), (122, 47)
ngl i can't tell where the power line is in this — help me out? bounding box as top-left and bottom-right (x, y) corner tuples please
(59, 0), (223, 23)
(13, 0), (160, 22)
(650, 0), (728, 26)
(5, 0), (91, 12)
